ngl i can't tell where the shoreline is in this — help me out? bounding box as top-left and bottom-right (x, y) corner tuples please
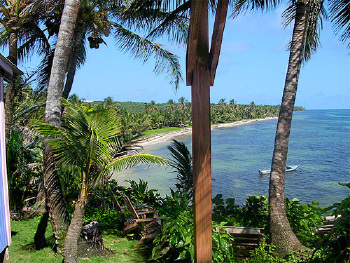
(132, 117), (277, 147)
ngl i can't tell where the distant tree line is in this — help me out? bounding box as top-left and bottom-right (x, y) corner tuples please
(74, 94), (304, 137)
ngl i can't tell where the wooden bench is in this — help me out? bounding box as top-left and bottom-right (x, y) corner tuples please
(215, 226), (264, 256)
(316, 215), (340, 235)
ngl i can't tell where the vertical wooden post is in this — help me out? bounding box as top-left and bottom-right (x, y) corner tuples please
(192, 61), (212, 262)
(187, 1), (228, 261)
(189, 1), (212, 262)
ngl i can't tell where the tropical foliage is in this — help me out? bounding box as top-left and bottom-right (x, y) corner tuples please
(34, 99), (167, 262)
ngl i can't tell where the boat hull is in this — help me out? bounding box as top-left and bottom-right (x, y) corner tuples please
(259, 165), (299, 175)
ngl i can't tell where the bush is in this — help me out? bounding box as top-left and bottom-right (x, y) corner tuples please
(318, 182), (350, 262)
(244, 243), (328, 263)
(152, 209), (194, 262)
(84, 181), (125, 231)
(285, 198), (324, 247)
(152, 210), (236, 262)
(125, 179), (163, 208)
(212, 194), (269, 228)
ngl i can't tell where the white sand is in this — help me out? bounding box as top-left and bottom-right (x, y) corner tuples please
(132, 117), (277, 146)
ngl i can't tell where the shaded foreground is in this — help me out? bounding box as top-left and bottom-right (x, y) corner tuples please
(9, 216), (152, 263)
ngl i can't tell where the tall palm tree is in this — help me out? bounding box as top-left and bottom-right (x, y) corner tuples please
(34, 99), (167, 263)
(269, 0), (325, 256)
(37, 0), (188, 99)
(232, 0), (326, 256)
(329, 0), (350, 49)
(0, 0), (51, 139)
(43, 0), (81, 250)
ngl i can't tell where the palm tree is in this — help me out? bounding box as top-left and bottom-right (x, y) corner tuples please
(43, 0), (81, 250)
(0, 0), (51, 139)
(268, 0), (326, 256)
(232, 0), (326, 256)
(37, 0), (187, 99)
(40, 0), (185, 251)
(34, 100), (167, 263)
(329, 0), (350, 49)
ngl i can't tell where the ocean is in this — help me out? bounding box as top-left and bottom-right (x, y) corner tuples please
(113, 109), (350, 207)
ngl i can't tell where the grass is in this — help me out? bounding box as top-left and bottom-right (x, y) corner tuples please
(9, 216), (153, 262)
(139, 126), (186, 138)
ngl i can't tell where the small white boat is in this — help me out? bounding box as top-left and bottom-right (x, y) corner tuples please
(259, 165), (299, 175)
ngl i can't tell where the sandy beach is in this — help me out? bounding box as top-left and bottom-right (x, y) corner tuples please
(132, 117), (277, 146)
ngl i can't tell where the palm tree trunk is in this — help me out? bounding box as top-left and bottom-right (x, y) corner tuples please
(269, 0), (310, 257)
(44, 0), (81, 251)
(62, 26), (85, 99)
(63, 193), (87, 263)
(4, 31), (18, 141)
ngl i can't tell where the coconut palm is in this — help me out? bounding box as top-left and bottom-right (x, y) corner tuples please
(232, 0), (326, 256)
(34, 99), (167, 263)
(0, 0), (52, 139)
(43, 0), (81, 250)
(269, 0), (326, 256)
(36, 0), (188, 99)
(329, 0), (350, 49)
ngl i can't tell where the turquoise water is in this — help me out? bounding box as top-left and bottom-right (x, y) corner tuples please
(113, 110), (350, 207)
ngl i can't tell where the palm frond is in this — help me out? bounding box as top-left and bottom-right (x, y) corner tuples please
(35, 48), (55, 91)
(106, 153), (168, 173)
(17, 20), (51, 63)
(167, 139), (192, 198)
(0, 26), (9, 46)
(329, 0), (350, 48)
(231, 0), (282, 18)
(282, 0), (326, 62)
(145, 3), (189, 45)
(111, 22), (183, 89)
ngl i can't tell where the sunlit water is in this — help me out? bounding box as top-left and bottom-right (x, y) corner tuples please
(112, 110), (350, 207)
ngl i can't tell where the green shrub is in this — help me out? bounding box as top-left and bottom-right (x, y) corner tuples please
(84, 181), (125, 231)
(152, 209), (194, 262)
(242, 196), (269, 228)
(212, 194), (242, 226)
(212, 222), (236, 262)
(152, 210), (236, 262)
(318, 182), (350, 262)
(157, 189), (190, 219)
(244, 243), (328, 263)
(212, 195), (269, 228)
(285, 198), (324, 247)
(126, 179), (162, 208)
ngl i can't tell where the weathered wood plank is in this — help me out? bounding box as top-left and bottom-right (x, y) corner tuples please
(192, 56), (212, 263)
(186, 0), (209, 86)
(209, 0), (229, 86)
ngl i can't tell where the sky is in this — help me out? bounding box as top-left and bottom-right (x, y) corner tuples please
(19, 5), (350, 109)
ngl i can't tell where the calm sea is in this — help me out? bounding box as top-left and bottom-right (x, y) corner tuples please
(114, 109), (350, 207)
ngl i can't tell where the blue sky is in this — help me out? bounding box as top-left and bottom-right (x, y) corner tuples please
(20, 6), (350, 109)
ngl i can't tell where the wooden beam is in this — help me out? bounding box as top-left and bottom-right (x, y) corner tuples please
(186, 0), (208, 86)
(187, 1), (212, 262)
(209, 0), (229, 86)
(192, 59), (212, 262)
(186, 1), (228, 261)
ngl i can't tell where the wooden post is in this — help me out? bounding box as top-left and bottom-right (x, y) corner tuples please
(192, 61), (212, 262)
(186, 1), (228, 262)
(187, 1), (212, 262)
